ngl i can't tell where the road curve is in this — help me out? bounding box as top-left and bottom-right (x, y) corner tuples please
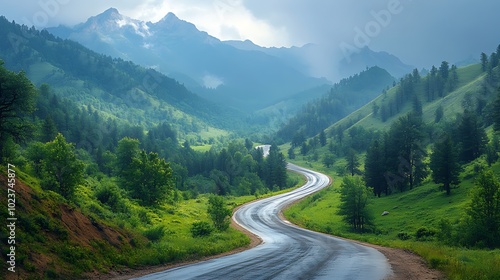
(136, 163), (392, 280)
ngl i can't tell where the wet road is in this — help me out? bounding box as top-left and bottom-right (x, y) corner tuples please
(136, 163), (391, 280)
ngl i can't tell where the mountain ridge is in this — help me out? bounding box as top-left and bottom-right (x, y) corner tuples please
(46, 8), (330, 112)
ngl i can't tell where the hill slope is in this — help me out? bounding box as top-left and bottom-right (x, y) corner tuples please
(0, 16), (243, 138)
(276, 66), (395, 141)
(326, 62), (494, 134)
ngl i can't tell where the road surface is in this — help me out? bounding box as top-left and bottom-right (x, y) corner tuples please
(136, 162), (392, 280)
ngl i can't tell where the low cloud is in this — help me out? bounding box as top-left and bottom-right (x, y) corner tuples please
(202, 74), (224, 89)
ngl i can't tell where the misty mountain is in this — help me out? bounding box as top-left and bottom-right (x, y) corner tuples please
(223, 39), (316, 78)
(338, 46), (414, 79)
(46, 8), (330, 111)
(225, 40), (414, 80)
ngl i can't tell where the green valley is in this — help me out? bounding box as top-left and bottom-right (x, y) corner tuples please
(1, 5), (500, 279)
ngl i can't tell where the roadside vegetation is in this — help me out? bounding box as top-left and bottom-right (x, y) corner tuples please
(0, 51), (294, 278)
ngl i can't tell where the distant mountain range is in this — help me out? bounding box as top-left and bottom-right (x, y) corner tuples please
(46, 8), (327, 111)
(46, 8), (413, 111)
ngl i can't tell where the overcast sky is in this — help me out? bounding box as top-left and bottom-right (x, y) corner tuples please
(2, 0), (500, 68)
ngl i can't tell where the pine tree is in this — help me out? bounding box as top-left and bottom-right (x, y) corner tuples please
(266, 144), (287, 189)
(322, 153), (335, 168)
(457, 110), (488, 162)
(412, 96), (423, 117)
(364, 139), (387, 197)
(319, 130), (327, 147)
(380, 104), (388, 122)
(41, 115), (58, 142)
(435, 105), (444, 123)
(430, 135), (460, 195)
(493, 89), (500, 132)
(300, 142), (308, 156)
(429, 65), (438, 101)
(387, 114), (427, 191)
(439, 61), (450, 80)
(412, 68), (421, 83)
(447, 65), (459, 92)
(345, 148), (360, 176)
(481, 52), (489, 72)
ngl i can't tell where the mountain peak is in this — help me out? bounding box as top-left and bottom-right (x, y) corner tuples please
(98, 7), (122, 20)
(157, 12), (183, 25)
(104, 7), (119, 14)
(165, 12), (179, 21)
(153, 12), (202, 36)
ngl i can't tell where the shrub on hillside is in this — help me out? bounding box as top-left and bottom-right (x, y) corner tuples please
(190, 221), (214, 237)
(415, 227), (436, 241)
(143, 225), (166, 242)
(397, 231), (411, 240)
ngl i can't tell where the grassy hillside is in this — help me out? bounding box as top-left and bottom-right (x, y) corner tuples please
(282, 55), (500, 279)
(327, 63), (486, 134)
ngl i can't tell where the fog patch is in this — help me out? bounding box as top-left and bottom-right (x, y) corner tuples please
(202, 74), (224, 89)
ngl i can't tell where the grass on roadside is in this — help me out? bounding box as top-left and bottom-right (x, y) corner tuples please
(283, 159), (500, 280)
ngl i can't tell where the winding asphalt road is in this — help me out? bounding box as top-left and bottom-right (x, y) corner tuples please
(136, 161), (392, 280)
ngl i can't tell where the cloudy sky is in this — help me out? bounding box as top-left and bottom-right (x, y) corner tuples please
(2, 0), (500, 68)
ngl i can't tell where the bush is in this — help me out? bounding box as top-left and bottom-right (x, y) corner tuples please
(207, 196), (232, 231)
(143, 225), (166, 242)
(34, 214), (50, 230)
(437, 218), (454, 244)
(95, 184), (122, 210)
(397, 231), (411, 240)
(428, 257), (448, 269)
(415, 227), (436, 241)
(137, 209), (151, 224)
(190, 221), (214, 237)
